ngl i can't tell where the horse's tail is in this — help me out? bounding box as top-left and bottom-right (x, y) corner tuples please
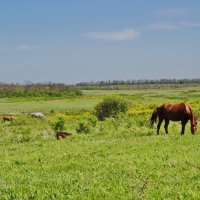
(150, 108), (158, 128)
(188, 106), (197, 134)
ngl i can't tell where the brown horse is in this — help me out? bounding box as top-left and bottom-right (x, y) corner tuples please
(3, 116), (15, 122)
(150, 103), (197, 135)
(56, 132), (72, 139)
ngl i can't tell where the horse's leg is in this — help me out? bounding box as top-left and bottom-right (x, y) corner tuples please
(181, 120), (188, 135)
(157, 118), (163, 135)
(164, 119), (169, 134)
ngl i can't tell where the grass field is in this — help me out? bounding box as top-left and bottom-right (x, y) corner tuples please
(0, 86), (200, 199)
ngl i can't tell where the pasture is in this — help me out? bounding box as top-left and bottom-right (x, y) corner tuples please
(1, 86), (200, 199)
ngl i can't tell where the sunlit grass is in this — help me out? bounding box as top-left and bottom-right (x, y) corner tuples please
(0, 86), (200, 198)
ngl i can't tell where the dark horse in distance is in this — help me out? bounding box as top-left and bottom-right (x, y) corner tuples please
(56, 132), (72, 140)
(150, 103), (197, 135)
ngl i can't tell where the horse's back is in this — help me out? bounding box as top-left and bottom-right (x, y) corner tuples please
(31, 112), (45, 118)
(56, 132), (72, 139)
(159, 103), (190, 121)
(3, 116), (14, 121)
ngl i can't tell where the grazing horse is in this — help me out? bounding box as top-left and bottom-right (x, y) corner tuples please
(56, 132), (72, 139)
(29, 112), (45, 119)
(150, 103), (197, 135)
(3, 116), (14, 122)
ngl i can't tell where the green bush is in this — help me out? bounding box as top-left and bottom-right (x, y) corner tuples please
(76, 121), (91, 134)
(94, 96), (130, 120)
(51, 117), (65, 132)
(88, 115), (98, 127)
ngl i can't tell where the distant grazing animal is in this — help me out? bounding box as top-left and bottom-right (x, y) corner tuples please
(150, 103), (197, 135)
(29, 112), (45, 119)
(3, 116), (14, 122)
(56, 132), (72, 139)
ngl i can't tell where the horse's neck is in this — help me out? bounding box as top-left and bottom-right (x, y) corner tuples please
(189, 109), (195, 125)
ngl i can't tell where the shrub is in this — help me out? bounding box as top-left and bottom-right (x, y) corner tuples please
(88, 115), (98, 127)
(51, 117), (65, 132)
(76, 121), (91, 134)
(94, 96), (130, 120)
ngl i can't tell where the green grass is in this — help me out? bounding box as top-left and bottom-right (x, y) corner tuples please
(0, 123), (200, 199)
(1, 86), (200, 114)
(0, 98), (99, 114)
(0, 86), (200, 199)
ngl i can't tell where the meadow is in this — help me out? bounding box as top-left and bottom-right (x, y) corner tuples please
(1, 86), (200, 199)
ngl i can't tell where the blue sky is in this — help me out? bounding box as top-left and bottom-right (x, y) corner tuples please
(0, 0), (200, 84)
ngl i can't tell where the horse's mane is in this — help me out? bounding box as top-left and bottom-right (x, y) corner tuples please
(188, 106), (196, 122)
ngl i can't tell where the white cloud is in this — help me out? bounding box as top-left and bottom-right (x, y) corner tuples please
(155, 8), (186, 18)
(147, 23), (179, 30)
(85, 29), (140, 41)
(180, 21), (200, 27)
(16, 44), (36, 51)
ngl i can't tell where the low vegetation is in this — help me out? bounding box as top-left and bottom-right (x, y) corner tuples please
(94, 95), (130, 120)
(0, 86), (200, 199)
(0, 83), (82, 98)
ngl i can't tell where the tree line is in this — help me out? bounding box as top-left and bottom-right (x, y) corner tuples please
(76, 79), (200, 86)
(0, 82), (82, 98)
